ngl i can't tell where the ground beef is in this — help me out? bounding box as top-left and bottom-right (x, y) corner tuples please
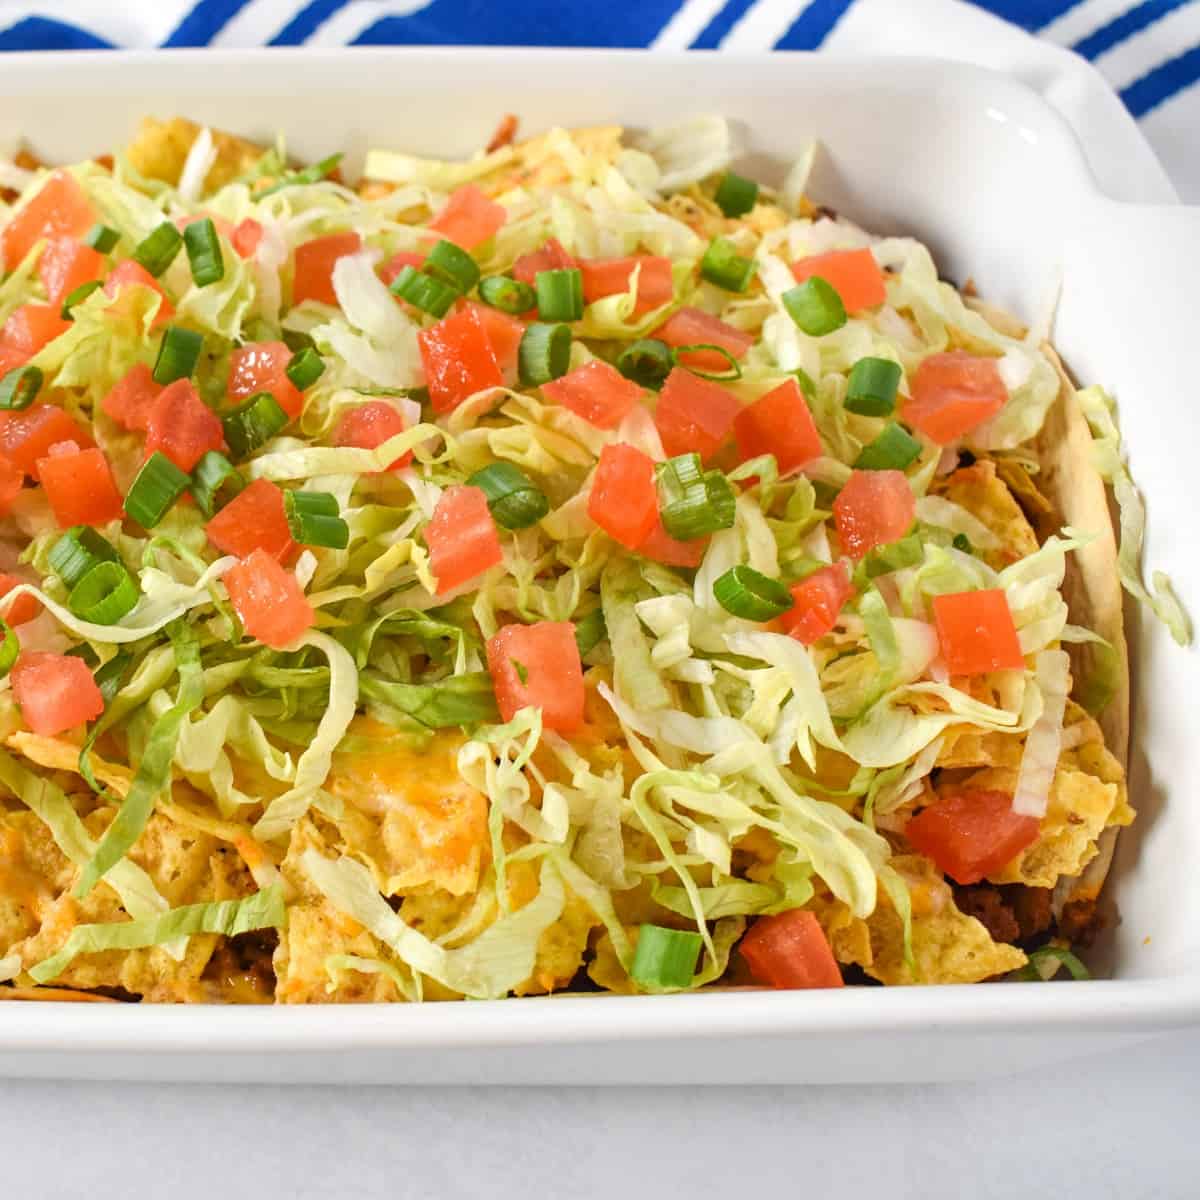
(955, 884), (1055, 944)
(1057, 898), (1103, 946)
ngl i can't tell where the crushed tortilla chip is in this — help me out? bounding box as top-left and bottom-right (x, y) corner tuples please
(125, 116), (265, 192)
(932, 460), (1040, 569)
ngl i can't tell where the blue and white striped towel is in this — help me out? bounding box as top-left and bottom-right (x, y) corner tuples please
(1, 0), (1195, 199)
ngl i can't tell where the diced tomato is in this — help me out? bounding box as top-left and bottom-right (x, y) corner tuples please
(0, 454), (23, 515)
(739, 910), (844, 989)
(224, 548), (314, 650)
(636, 518), (708, 568)
(100, 363), (162, 432)
(144, 379), (225, 473)
(1, 170), (95, 271)
(379, 250), (425, 286)
(512, 237), (575, 286)
(292, 231), (362, 307)
(587, 443), (658, 550)
(542, 359), (641, 429)
(417, 305), (503, 414)
(10, 651), (105, 736)
(654, 366), (740, 462)
(832, 469), (915, 560)
(425, 484), (503, 595)
(0, 405), (93, 480)
(228, 341), (303, 420)
(931, 588), (1026, 675)
(460, 299), (524, 372)
(903, 351), (1008, 445)
(579, 255), (673, 314)
(333, 400), (412, 470)
(38, 445), (123, 528)
(906, 788), (1040, 885)
(427, 184), (506, 251)
(205, 478), (295, 562)
(791, 249), (886, 314)
(0, 303), (71, 376)
(0, 573), (39, 626)
(231, 218), (264, 259)
(486, 621), (585, 733)
(651, 306), (754, 374)
(38, 237), (105, 307)
(734, 378), (822, 473)
(781, 562), (854, 644)
(104, 260), (175, 328)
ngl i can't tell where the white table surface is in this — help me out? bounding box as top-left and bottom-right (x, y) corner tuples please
(1, 1028), (1197, 1196)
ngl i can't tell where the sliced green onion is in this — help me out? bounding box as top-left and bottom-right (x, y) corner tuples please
(284, 490), (349, 550)
(700, 237), (756, 293)
(1012, 945), (1090, 982)
(793, 366), (817, 400)
(424, 239), (480, 293)
(64, 643), (100, 667)
(630, 923), (702, 989)
(189, 450), (244, 518)
(94, 651), (133, 705)
(257, 152), (343, 198)
(574, 608), (607, 658)
(183, 217), (225, 288)
(222, 391), (289, 459)
(534, 268), (583, 322)
(714, 171), (758, 218)
(0, 620), (18, 678)
(671, 343), (742, 382)
(84, 223), (120, 254)
(388, 264), (457, 318)
(855, 421), (922, 471)
(282, 328), (315, 354)
(845, 357), (902, 417)
(952, 532), (973, 554)
(518, 322), (571, 387)
(152, 325), (203, 385)
(60, 279), (102, 319)
(467, 462), (549, 530)
(133, 221), (183, 277)
(124, 451), (191, 528)
(49, 526), (119, 588)
(0, 365), (42, 411)
(479, 274), (534, 315)
(713, 565), (794, 621)
(285, 346), (325, 391)
(782, 277), (847, 336)
(656, 453), (736, 540)
(857, 531), (924, 584)
(616, 338), (672, 389)
(68, 561), (140, 626)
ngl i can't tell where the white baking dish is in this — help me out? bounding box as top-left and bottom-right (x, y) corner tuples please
(0, 47), (1196, 1085)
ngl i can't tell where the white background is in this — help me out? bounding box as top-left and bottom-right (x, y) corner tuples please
(2, 1029), (1198, 1196)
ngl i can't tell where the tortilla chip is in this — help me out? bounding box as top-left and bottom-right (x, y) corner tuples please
(125, 116), (265, 192)
(487, 125), (623, 194)
(931, 459), (1039, 569)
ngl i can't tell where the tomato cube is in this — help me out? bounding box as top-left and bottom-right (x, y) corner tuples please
(486, 621), (585, 733)
(292, 232), (362, 307)
(144, 379), (225, 473)
(654, 366), (740, 462)
(205, 478), (295, 562)
(417, 305), (503, 414)
(636, 518), (708, 567)
(11, 651), (105, 735)
(0, 573), (39, 626)
(740, 909), (844, 989)
(38, 237), (105, 307)
(931, 588), (1026, 675)
(906, 788), (1040, 885)
(333, 400), (412, 470)
(460, 300), (524, 373)
(0, 303), (71, 376)
(781, 562), (854, 644)
(425, 484), (503, 595)
(651, 306), (754, 374)
(379, 250), (424, 286)
(0, 405), (93, 480)
(542, 359), (641, 429)
(512, 238), (575, 286)
(734, 378), (822, 473)
(0, 454), (23, 515)
(231, 218), (264, 259)
(100, 363), (162, 432)
(903, 350), (1008, 445)
(832, 469), (915, 560)
(104, 260), (175, 328)
(2, 170), (95, 271)
(427, 185), (506, 251)
(228, 341), (303, 420)
(579, 255), (673, 314)
(791, 249), (886, 314)
(588, 443), (659, 550)
(224, 548), (313, 650)
(38, 445), (123, 528)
